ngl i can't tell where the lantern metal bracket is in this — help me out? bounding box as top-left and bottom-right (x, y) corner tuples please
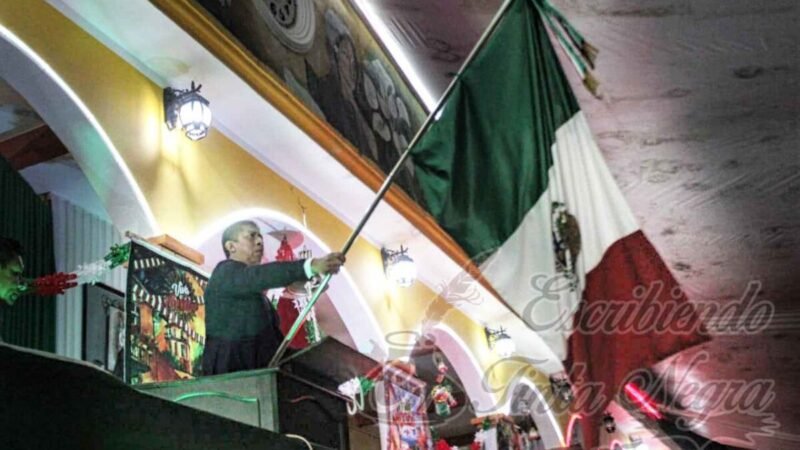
(163, 81), (204, 130)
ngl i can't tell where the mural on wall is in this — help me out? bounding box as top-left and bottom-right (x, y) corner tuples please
(125, 242), (208, 385)
(195, 0), (426, 203)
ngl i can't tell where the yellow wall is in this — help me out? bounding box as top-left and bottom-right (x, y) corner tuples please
(0, 0), (567, 436)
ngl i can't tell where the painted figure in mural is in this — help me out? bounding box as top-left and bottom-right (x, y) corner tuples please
(355, 58), (421, 200)
(307, 9), (379, 161)
(201, 220), (345, 375)
(308, 9), (421, 201)
(0, 237), (25, 306)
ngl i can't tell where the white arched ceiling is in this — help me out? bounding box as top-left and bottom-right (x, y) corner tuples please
(191, 207), (387, 361)
(0, 26), (158, 237)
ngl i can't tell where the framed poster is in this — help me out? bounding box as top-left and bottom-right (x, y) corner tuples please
(82, 283), (125, 374)
(106, 306), (125, 375)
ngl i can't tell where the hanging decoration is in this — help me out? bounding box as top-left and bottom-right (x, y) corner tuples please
(431, 383), (458, 417)
(338, 375), (377, 415)
(24, 272), (78, 296)
(19, 242), (131, 296)
(338, 360), (407, 416)
(429, 360), (458, 417)
(293, 295), (321, 344)
(275, 235), (295, 261)
(431, 383), (457, 417)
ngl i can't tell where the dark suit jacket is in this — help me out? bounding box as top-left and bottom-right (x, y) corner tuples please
(204, 259), (308, 340)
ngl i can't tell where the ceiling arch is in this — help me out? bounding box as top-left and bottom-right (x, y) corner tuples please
(0, 25), (158, 236)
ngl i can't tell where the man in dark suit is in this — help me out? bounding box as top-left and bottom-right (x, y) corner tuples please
(202, 220), (344, 375)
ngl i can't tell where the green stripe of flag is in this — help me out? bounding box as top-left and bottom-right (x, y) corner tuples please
(411, 0), (580, 260)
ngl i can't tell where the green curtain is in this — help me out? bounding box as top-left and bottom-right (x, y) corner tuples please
(0, 156), (55, 351)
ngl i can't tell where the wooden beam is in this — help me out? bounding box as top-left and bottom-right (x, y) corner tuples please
(147, 234), (205, 266)
(0, 124), (68, 170)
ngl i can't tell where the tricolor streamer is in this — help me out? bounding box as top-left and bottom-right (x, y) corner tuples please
(22, 243), (131, 296)
(534, 0), (600, 97)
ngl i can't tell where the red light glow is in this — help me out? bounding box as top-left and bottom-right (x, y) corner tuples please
(624, 383), (663, 420)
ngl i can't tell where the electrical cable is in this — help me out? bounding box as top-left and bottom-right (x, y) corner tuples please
(284, 433), (313, 449)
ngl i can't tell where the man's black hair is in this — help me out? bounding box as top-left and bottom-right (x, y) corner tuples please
(0, 237), (22, 268)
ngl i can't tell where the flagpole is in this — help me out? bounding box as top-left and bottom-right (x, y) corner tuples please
(267, 0), (517, 368)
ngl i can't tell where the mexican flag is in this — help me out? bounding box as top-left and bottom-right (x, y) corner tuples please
(410, 0), (707, 446)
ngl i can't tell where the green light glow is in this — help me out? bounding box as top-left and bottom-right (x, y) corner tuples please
(173, 391), (258, 404)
